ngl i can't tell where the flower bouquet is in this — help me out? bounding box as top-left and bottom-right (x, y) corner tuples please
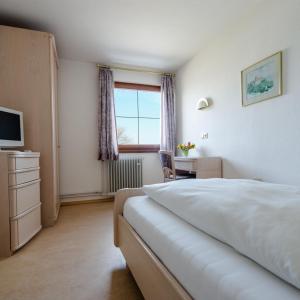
(177, 142), (196, 157)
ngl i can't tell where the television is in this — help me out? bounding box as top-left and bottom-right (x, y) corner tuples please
(0, 106), (24, 148)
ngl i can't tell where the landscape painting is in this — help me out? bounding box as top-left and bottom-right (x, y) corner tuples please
(241, 51), (282, 106)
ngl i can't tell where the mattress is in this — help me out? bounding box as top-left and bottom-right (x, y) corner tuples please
(123, 195), (300, 300)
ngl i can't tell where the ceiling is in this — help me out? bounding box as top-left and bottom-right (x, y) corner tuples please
(0, 0), (261, 71)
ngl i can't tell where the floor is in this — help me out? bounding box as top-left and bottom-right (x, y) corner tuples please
(0, 202), (143, 300)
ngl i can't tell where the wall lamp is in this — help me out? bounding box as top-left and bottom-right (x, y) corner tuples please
(196, 98), (209, 110)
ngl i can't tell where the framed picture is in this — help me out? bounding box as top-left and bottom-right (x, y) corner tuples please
(241, 51), (282, 106)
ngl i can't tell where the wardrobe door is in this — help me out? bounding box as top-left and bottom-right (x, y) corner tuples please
(0, 25), (56, 227)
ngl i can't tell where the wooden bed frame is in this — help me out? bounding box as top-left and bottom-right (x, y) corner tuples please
(114, 188), (192, 300)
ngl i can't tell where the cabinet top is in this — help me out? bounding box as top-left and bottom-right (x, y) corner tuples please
(0, 151), (40, 158)
(0, 25), (58, 67)
(174, 156), (222, 162)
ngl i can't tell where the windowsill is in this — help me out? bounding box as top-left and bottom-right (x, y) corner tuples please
(118, 144), (160, 153)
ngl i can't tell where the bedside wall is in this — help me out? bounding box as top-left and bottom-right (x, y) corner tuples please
(176, 1), (300, 185)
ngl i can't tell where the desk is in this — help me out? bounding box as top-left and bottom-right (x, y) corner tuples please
(174, 157), (222, 179)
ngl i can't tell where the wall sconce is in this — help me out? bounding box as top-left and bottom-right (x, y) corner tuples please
(196, 98), (209, 110)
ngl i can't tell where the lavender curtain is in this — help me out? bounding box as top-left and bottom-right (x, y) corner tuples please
(161, 74), (176, 153)
(98, 68), (119, 161)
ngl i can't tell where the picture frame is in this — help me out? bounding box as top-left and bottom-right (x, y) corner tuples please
(241, 51), (282, 106)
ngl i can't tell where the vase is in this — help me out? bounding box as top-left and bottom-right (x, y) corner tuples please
(182, 149), (189, 157)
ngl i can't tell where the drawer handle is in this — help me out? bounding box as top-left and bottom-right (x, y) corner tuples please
(8, 167), (40, 174)
(9, 178), (41, 190)
(10, 202), (41, 221)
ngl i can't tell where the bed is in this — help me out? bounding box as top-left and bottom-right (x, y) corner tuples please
(114, 179), (300, 300)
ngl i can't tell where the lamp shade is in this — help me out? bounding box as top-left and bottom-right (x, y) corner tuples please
(196, 98), (209, 110)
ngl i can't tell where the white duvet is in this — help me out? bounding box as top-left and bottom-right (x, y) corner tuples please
(143, 179), (300, 290)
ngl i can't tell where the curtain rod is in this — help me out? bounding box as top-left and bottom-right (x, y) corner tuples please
(96, 64), (175, 76)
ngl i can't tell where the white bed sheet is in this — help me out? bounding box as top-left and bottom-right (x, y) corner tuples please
(123, 195), (300, 300)
(143, 179), (300, 289)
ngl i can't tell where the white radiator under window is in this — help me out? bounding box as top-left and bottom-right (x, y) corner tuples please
(108, 157), (143, 193)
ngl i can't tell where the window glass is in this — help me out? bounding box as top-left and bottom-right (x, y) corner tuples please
(138, 91), (160, 118)
(114, 84), (161, 145)
(139, 118), (160, 144)
(116, 117), (138, 144)
(114, 89), (138, 117)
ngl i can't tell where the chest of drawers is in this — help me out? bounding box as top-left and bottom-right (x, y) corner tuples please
(0, 151), (41, 257)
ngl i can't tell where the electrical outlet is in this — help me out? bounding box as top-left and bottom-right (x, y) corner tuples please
(201, 133), (208, 139)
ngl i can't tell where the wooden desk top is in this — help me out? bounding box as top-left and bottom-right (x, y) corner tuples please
(174, 156), (221, 162)
(174, 156), (198, 161)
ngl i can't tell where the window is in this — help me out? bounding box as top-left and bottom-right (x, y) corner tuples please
(114, 82), (161, 153)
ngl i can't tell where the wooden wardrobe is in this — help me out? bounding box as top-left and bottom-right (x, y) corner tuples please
(0, 25), (60, 227)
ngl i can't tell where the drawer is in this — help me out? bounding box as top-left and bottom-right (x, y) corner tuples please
(10, 204), (41, 251)
(9, 180), (41, 217)
(198, 158), (222, 170)
(9, 168), (40, 186)
(9, 157), (39, 171)
(175, 160), (197, 171)
(196, 170), (222, 179)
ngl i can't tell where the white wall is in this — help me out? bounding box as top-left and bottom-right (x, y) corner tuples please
(58, 59), (162, 196)
(176, 1), (300, 185)
(113, 69), (161, 86)
(58, 60), (101, 195)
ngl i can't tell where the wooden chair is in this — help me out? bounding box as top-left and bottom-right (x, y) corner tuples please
(158, 150), (194, 182)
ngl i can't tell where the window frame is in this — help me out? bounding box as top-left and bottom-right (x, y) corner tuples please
(114, 81), (161, 153)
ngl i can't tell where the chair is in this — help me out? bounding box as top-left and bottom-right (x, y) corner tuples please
(158, 150), (194, 182)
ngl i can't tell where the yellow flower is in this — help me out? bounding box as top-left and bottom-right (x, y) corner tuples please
(177, 142), (196, 151)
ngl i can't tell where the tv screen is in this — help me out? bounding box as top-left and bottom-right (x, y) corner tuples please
(0, 107), (24, 147)
(0, 111), (22, 141)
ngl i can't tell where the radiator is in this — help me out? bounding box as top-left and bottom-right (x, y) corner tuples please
(108, 157), (143, 193)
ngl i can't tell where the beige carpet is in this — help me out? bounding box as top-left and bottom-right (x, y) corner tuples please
(0, 202), (143, 300)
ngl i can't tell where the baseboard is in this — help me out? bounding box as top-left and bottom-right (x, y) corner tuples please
(61, 198), (113, 206)
(60, 192), (114, 206)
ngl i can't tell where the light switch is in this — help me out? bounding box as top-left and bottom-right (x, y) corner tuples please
(201, 133), (208, 139)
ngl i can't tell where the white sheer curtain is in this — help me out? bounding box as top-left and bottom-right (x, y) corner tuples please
(160, 74), (176, 153)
